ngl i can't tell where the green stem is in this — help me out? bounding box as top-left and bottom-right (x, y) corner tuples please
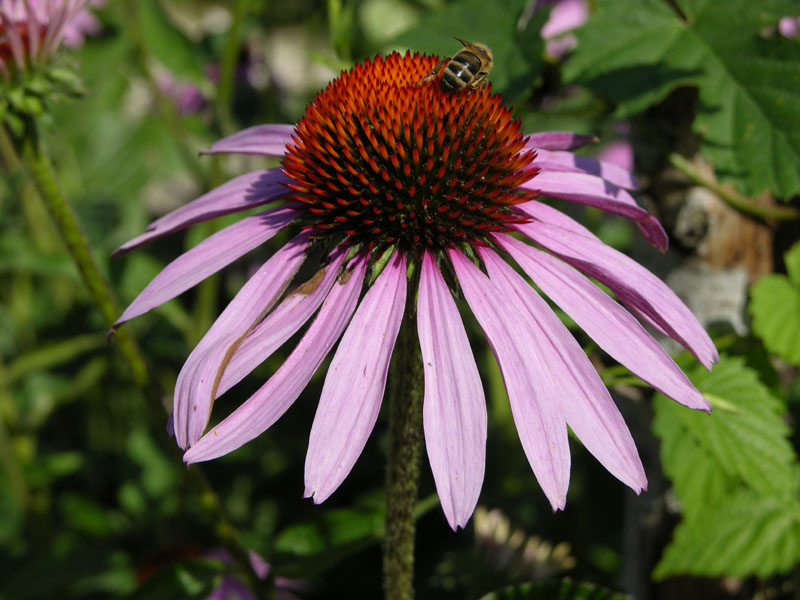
(383, 310), (424, 600)
(19, 132), (267, 600)
(215, 0), (248, 137)
(668, 153), (799, 221)
(22, 136), (150, 388)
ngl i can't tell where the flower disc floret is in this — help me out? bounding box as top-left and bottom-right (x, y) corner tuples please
(282, 51), (538, 253)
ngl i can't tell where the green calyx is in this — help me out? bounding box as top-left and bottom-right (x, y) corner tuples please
(0, 59), (84, 139)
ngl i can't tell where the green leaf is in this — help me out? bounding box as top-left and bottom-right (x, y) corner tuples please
(786, 241), (800, 286)
(479, 580), (631, 600)
(653, 356), (800, 577)
(390, 0), (545, 103)
(750, 241), (800, 366)
(136, 0), (205, 83)
(655, 356), (799, 501)
(126, 428), (177, 498)
(275, 508), (381, 555)
(654, 492), (800, 578)
(565, 0), (800, 197)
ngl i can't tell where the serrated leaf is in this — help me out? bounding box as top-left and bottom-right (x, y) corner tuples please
(787, 241), (800, 286)
(750, 241), (800, 366)
(653, 356), (800, 578)
(654, 356), (798, 503)
(390, 0), (544, 103)
(479, 580), (630, 600)
(652, 410), (731, 509)
(565, 0), (800, 197)
(654, 492), (800, 579)
(750, 276), (800, 366)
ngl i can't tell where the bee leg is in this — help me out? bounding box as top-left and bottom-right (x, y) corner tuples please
(417, 58), (448, 86)
(471, 72), (490, 88)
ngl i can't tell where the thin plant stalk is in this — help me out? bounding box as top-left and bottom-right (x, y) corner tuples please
(669, 153), (799, 221)
(383, 307), (425, 600)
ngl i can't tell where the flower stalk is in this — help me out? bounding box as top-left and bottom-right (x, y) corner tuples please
(20, 133), (150, 387)
(383, 301), (425, 600)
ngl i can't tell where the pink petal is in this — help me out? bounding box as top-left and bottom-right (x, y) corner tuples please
(304, 251), (407, 503)
(214, 248), (347, 397)
(518, 199), (593, 236)
(778, 16), (800, 38)
(496, 234), (710, 412)
(516, 204), (718, 369)
(1, 12), (27, 67)
(174, 232), (311, 450)
(114, 170), (292, 256)
(533, 148), (638, 190)
(202, 124), (295, 156)
(114, 208), (295, 329)
(22, 0), (40, 58)
(541, 0), (589, 38)
(521, 171), (668, 251)
(479, 248), (646, 493)
(525, 131), (598, 151)
(596, 139), (634, 172)
(449, 249), (570, 510)
(183, 253), (368, 464)
(418, 252), (486, 530)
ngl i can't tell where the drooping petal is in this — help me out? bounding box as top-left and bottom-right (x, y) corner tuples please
(214, 248), (347, 398)
(525, 131), (598, 151)
(518, 199), (593, 236)
(201, 124), (295, 156)
(532, 148), (638, 190)
(418, 252), (486, 530)
(449, 249), (570, 510)
(174, 232), (311, 450)
(114, 208), (295, 329)
(479, 248), (647, 493)
(114, 170), (292, 256)
(516, 204), (718, 369)
(520, 171), (667, 251)
(184, 253), (368, 464)
(304, 251), (407, 503)
(496, 233), (710, 412)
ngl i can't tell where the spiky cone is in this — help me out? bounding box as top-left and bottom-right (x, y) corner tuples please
(115, 51), (717, 534)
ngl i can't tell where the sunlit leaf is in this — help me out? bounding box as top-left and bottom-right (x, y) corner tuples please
(750, 241), (800, 366)
(653, 356), (800, 577)
(565, 0), (800, 197)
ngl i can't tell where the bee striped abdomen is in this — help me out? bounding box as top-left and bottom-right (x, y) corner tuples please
(441, 52), (484, 90)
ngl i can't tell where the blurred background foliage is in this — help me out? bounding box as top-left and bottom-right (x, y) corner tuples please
(0, 0), (799, 598)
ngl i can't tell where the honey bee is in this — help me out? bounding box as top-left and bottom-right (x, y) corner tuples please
(421, 38), (494, 92)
